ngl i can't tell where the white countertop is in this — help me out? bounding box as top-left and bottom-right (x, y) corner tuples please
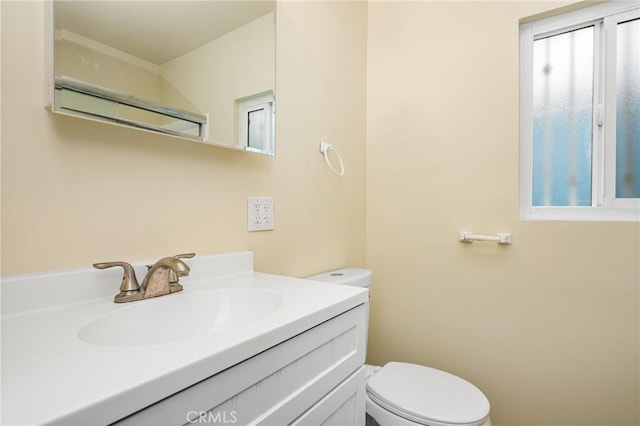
(1, 252), (368, 425)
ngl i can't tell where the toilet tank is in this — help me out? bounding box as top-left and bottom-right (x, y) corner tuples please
(305, 268), (372, 288)
(306, 268), (372, 347)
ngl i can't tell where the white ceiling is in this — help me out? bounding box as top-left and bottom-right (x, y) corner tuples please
(54, 1), (274, 65)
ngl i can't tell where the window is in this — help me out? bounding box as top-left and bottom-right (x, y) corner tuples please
(520, 2), (639, 221)
(237, 92), (275, 156)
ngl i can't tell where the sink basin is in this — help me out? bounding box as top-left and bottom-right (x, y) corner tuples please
(78, 288), (283, 346)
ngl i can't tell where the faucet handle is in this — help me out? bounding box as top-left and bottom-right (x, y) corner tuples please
(172, 253), (195, 279)
(146, 254), (194, 271)
(93, 261), (142, 303)
(173, 253), (195, 259)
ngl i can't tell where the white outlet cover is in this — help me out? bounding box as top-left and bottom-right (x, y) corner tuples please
(248, 197), (274, 231)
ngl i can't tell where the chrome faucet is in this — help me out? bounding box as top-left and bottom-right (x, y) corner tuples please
(93, 253), (195, 303)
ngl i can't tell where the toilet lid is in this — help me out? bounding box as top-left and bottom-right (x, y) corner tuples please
(366, 362), (490, 426)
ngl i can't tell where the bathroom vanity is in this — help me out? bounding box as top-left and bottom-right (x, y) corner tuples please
(1, 252), (368, 425)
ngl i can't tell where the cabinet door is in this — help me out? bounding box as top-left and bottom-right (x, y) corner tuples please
(291, 367), (366, 426)
(115, 304), (367, 426)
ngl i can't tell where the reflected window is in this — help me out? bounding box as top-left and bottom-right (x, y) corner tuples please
(237, 92), (274, 155)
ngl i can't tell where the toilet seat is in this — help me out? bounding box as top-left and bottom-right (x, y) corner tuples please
(366, 362), (490, 426)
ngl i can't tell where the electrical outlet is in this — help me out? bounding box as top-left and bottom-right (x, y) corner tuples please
(248, 197), (274, 231)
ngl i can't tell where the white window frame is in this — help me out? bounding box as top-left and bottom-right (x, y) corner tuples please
(237, 92), (275, 156)
(519, 2), (640, 221)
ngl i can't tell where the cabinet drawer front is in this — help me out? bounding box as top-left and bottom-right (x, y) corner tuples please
(116, 304), (367, 426)
(291, 367), (366, 426)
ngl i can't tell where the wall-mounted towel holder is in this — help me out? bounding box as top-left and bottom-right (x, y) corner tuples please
(319, 141), (345, 177)
(459, 231), (512, 245)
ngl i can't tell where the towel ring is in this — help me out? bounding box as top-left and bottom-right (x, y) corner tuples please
(319, 141), (345, 177)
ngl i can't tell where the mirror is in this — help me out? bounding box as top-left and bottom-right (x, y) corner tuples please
(50, 1), (276, 155)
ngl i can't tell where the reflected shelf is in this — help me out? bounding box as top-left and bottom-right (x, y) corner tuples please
(53, 75), (207, 141)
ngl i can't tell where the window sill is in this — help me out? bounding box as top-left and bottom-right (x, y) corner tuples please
(520, 206), (640, 222)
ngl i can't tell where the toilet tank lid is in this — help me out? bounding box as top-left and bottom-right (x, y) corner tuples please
(306, 268), (372, 288)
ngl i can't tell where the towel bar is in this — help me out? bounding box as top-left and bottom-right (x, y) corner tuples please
(459, 231), (512, 245)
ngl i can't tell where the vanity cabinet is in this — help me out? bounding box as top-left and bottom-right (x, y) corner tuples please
(115, 303), (367, 426)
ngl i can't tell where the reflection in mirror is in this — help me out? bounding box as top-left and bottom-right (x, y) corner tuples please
(238, 93), (275, 155)
(50, 1), (276, 155)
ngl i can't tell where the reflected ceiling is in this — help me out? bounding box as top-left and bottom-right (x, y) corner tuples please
(54, 1), (274, 64)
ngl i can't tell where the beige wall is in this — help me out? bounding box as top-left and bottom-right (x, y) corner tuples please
(0, 1), (367, 277)
(366, 2), (639, 425)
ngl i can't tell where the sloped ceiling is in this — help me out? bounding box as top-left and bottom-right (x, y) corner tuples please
(54, 1), (274, 65)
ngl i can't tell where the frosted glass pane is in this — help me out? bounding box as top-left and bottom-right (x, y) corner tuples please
(248, 109), (265, 150)
(616, 18), (640, 198)
(532, 27), (594, 206)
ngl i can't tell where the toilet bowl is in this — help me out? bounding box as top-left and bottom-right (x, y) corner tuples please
(306, 269), (491, 426)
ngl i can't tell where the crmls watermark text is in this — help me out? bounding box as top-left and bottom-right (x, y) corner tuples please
(186, 410), (238, 424)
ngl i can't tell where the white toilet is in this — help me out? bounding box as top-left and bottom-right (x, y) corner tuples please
(307, 268), (491, 426)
